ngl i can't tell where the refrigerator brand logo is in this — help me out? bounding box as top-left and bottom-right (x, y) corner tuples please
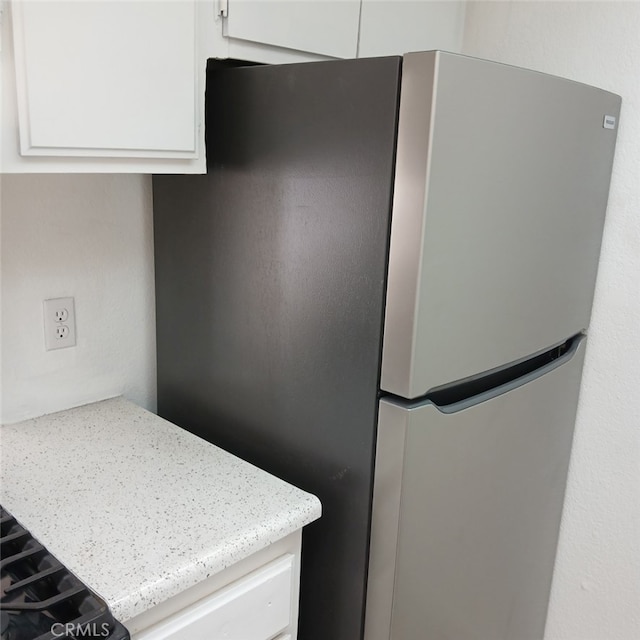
(603, 115), (617, 130)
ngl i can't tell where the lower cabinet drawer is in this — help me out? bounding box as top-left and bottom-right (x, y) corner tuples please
(135, 554), (294, 640)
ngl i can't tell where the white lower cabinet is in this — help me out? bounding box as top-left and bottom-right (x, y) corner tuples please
(127, 532), (303, 640)
(135, 555), (293, 640)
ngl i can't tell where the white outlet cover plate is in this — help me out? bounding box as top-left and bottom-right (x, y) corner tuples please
(43, 297), (76, 350)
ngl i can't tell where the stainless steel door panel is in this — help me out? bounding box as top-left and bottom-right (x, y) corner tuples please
(366, 337), (586, 640)
(382, 51), (620, 398)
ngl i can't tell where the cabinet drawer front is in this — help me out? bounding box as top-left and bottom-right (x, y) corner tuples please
(136, 555), (293, 640)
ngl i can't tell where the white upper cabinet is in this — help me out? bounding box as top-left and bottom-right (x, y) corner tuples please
(358, 0), (466, 58)
(224, 0), (361, 59)
(218, 0), (465, 62)
(1, 0), (466, 173)
(3, 0), (207, 173)
(14, 1), (197, 157)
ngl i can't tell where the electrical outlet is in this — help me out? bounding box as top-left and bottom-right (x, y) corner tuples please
(55, 325), (70, 340)
(43, 297), (76, 350)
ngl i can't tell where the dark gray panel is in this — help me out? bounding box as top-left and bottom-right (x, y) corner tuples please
(153, 57), (401, 640)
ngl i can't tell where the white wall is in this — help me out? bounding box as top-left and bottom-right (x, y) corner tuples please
(463, 3), (640, 639)
(0, 174), (156, 423)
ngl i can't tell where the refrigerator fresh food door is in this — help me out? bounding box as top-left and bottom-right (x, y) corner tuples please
(381, 50), (620, 398)
(366, 336), (586, 640)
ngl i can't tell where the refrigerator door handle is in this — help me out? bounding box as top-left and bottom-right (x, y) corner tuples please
(394, 333), (584, 414)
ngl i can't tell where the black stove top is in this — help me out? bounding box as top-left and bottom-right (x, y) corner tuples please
(0, 506), (129, 640)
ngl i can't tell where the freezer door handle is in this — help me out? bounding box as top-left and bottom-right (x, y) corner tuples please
(392, 334), (584, 414)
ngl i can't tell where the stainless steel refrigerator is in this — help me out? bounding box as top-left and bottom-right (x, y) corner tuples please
(153, 51), (620, 640)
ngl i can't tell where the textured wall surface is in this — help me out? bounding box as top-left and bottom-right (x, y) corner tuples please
(463, 3), (640, 639)
(1, 174), (156, 423)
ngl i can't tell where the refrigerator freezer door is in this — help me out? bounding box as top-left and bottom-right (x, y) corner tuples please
(366, 336), (586, 640)
(381, 51), (620, 398)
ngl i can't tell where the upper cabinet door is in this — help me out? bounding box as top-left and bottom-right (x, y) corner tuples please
(224, 0), (360, 58)
(358, 0), (466, 57)
(11, 0), (200, 160)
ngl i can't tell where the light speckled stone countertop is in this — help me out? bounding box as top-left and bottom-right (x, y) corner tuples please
(0, 397), (321, 623)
